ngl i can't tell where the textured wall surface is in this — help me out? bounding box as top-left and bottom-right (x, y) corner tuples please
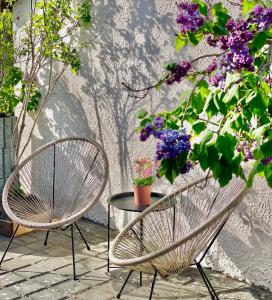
(14, 0), (272, 291)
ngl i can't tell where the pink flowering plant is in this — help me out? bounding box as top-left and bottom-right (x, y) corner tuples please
(133, 158), (157, 187)
(127, 0), (272, 188)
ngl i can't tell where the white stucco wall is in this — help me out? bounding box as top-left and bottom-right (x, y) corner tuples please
(14, 0), (272, 292)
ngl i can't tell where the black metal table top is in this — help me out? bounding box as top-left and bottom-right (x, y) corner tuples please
(107, 191), (175, 212)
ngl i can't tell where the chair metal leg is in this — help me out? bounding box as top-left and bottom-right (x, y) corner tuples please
(71, 224), (77, 280)
(140, 271), (142, 286)
(0, 225), (19, 267)
(116, 270), (133, 299)
(74, 222), (90, 251)
(196, 262), (219, 300)
(149, 270), (157, 300)
(44, 230), (50, 246)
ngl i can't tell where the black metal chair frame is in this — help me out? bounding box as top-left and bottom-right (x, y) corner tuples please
(0, 221), (90, 281)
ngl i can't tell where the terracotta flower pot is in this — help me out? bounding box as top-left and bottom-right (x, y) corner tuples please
(133, 185), (152, 206)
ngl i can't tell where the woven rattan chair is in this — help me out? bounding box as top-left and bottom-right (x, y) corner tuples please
(110, 175), (247, 300)
(0, 137), (109, 280)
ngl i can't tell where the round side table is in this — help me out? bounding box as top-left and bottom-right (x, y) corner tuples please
(107, 192), (176, 285)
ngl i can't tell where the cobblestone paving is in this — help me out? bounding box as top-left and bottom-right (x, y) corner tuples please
(0, 220), (271, 300)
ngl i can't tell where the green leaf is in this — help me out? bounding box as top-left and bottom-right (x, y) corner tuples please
(192, 121), (206, 134)
(224, 73), (240, 89)
(212, 24), (228, 36)
(179, 90), (191, 104)
(193, 0), (208, 16)
(248, 90), (269, 116)
(242, 0), (258, 15)
(187, 32), (203, 46)
(223, 84), (239, 103)
(251, 124), (270, 143)
(192, 93), (205, 113)
(247, 161), (264, 187)
(139, 117), (153, 127)
(136, 109), (148, 119)
(264, 164), (272, 188)
(164, 63), (176, 71)
(197, 80), (210, 97)
(260, 140), (272, 158)
(218, 165), (232, 186)
(207, 143), (219, 169)
(187, 32), (199, 45)
(201, 130), (213, 145)
(159, 159), (179, 184)
(215, 133), (236, 162)
(212, 3), (231, 29)
(262, 0), (272, 8)
(213, 92), (228, 116)
(165, 120), (179, 130)
(205, 93), (218, 119)
(252, 31), (268, 50)
(175, 33), (186, 52)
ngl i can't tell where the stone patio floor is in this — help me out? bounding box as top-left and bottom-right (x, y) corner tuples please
(0, 220), (272, 300)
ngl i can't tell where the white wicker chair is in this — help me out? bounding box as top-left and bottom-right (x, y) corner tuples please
(0, 137), (109, 280)
(110, 175), (247, 299)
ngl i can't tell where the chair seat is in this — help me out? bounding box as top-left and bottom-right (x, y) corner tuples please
(110, 175), (247, 278)
(2, 138), (109, 230)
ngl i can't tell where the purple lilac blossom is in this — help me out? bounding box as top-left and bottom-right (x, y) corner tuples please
(236, 141), (254, 162)
(167, 60), (191, 85)
(249, 5), (272, 31)
(262, 157), (272, 166)
(209, 74), (225, 88)
(206, 60), (217, 73)
(176, 2), (204, 34)
(212, 17), (255, 74)
(207, 36), (218, 47)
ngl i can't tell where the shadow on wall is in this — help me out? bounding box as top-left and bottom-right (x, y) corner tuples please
(78, 1), (179, 226)
(80, 0), (176, 189)
(30, 71), (93, 151)
(208, 183), (272, 291)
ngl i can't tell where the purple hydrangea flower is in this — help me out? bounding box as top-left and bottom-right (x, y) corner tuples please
(180, 161), (193, 174)
(155, 129), (191, 160)
(176, 2), (204, 34)
(167, 60), (191, 85)
(154, 116), (164, 128)
(139, 123), (153, 142)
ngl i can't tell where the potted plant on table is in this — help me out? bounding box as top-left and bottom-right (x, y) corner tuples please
(125, 0), (272, 189)
(133, 158), (156, 206)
